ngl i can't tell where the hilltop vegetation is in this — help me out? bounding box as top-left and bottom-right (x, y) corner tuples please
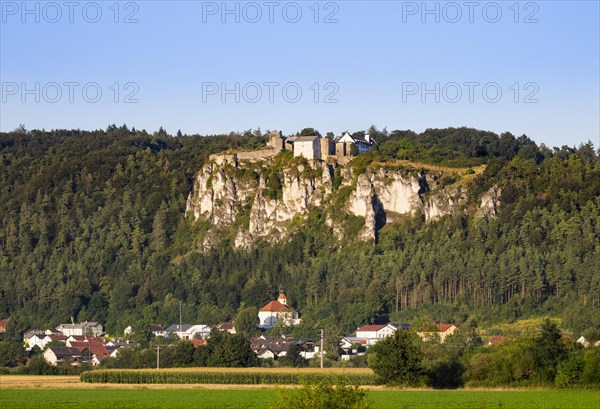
(0, 126), (598, 345)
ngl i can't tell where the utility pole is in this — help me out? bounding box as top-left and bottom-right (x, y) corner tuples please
(155, 345), (161, 370)
(179, 301), (182, 332)
(320, 328), (324, 369)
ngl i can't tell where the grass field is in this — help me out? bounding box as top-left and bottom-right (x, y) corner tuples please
(1, 388), (598, 408)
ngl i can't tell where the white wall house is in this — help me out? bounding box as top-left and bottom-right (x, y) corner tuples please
(165, 324), (211, 340)
(24, 333), (47, 351)
(338, 132), (376, 154)
(55, 322), (103, 337)
(355, 324), (398, 346)
(258, 293), (300, 329)
(293, 135), (322, 160)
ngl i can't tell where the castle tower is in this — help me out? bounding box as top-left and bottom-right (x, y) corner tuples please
(268, 130), (285, 151)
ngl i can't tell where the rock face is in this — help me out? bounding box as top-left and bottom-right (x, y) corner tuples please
(479, 186), (501, 218)
(186, 156), (467, 249)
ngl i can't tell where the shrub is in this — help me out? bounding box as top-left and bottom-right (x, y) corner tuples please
(271, 376), (370, 409)
(26, 355), (57, 375)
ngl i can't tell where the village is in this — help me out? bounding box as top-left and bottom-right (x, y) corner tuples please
(3, 292), (597, 369)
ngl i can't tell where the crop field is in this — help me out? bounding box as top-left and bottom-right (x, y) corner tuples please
(1, 387), (597, 409)
(80, 367), (376, 385)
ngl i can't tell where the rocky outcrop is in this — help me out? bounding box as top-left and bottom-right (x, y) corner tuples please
(479, 186), (501, 218)
(186, 156), (467, 249)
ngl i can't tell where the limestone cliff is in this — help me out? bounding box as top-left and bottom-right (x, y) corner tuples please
(186, 154), (483, 249)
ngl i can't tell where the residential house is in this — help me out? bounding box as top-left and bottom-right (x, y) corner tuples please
(337, 132), (377, 155)
(258, 293), (300, 329)
(69, 341), (111, 365)
(417, 323), (457, 343)
(149, 324), (167, 337)
(256, 348), (278, 360)
(349, 323), (408, 347)
(577, 336), (590, 347)
(0, 318), (9, 333)
(250, 334), (309, 359)
(23, 331), (46, 350)
(165, 324), (211, 340)
(356, 324), (396, 342)
(55, 321), (103, 337)
(43, 346), (90, 366)
(217, 322), (236, 334)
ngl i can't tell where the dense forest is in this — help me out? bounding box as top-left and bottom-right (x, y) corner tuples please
(0, 125), (598, 342)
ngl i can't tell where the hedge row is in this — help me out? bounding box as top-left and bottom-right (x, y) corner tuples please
(81, 370), (377, 385)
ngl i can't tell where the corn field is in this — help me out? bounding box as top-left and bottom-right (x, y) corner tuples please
(80, 370), (377, 385)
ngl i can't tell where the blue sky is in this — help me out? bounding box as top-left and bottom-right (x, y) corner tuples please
(1, 0), (599, 148)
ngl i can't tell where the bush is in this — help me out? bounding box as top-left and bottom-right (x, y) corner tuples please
(271, 376), (370, 409)
(26, 355), (57, 375)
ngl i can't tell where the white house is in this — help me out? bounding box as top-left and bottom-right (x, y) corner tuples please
(293, 135), (322, 160)
(149, 324), (167, 337)
(217, 322), (236, 335)
(55, 321), (103, 337)
(43, 346), (88, 366)
(258, 293), (300, 329)
(256, 348), (277, 360)
(24, 333), (47, 351)
(577, 336), (590, 347)
(165, 324), (211, 340)
(354, 323), (400, 346)
(338, 132), (377, 154)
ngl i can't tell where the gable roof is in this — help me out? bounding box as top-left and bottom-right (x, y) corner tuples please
(356, 324), (387, 332)
(46, 334), (68, 341)
(260, 301), (291, 312)
(57, 321), (101, 330)
(165, 324), (194, 332)
(294, 135), (320, 142)
(47, 346), (85, 358)
(149, 324), (166, 332)
(418, 323), (456, 333)
(69, 342), (110, 358)
(436, 324), (455, 332)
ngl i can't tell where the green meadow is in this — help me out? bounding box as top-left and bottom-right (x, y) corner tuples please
(1, 388), (597, 409)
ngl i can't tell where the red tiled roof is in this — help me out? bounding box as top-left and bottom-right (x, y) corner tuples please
(488, 336), (508, 345)
(418, 324), (456, 333)
(218, 322), (235, 330)
(436, 324), (455, 332)
(48, 334), (68, 341)
(260, 301), (290, 312)
(0, 318), (10, 330)
(69, 342), (110, 358)
(191, 339), (206, 347)
(357, 325), (386, 332)
(68, 335), (87, 342)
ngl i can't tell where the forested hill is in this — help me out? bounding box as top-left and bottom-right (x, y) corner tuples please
(0, 126), (599, 339)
